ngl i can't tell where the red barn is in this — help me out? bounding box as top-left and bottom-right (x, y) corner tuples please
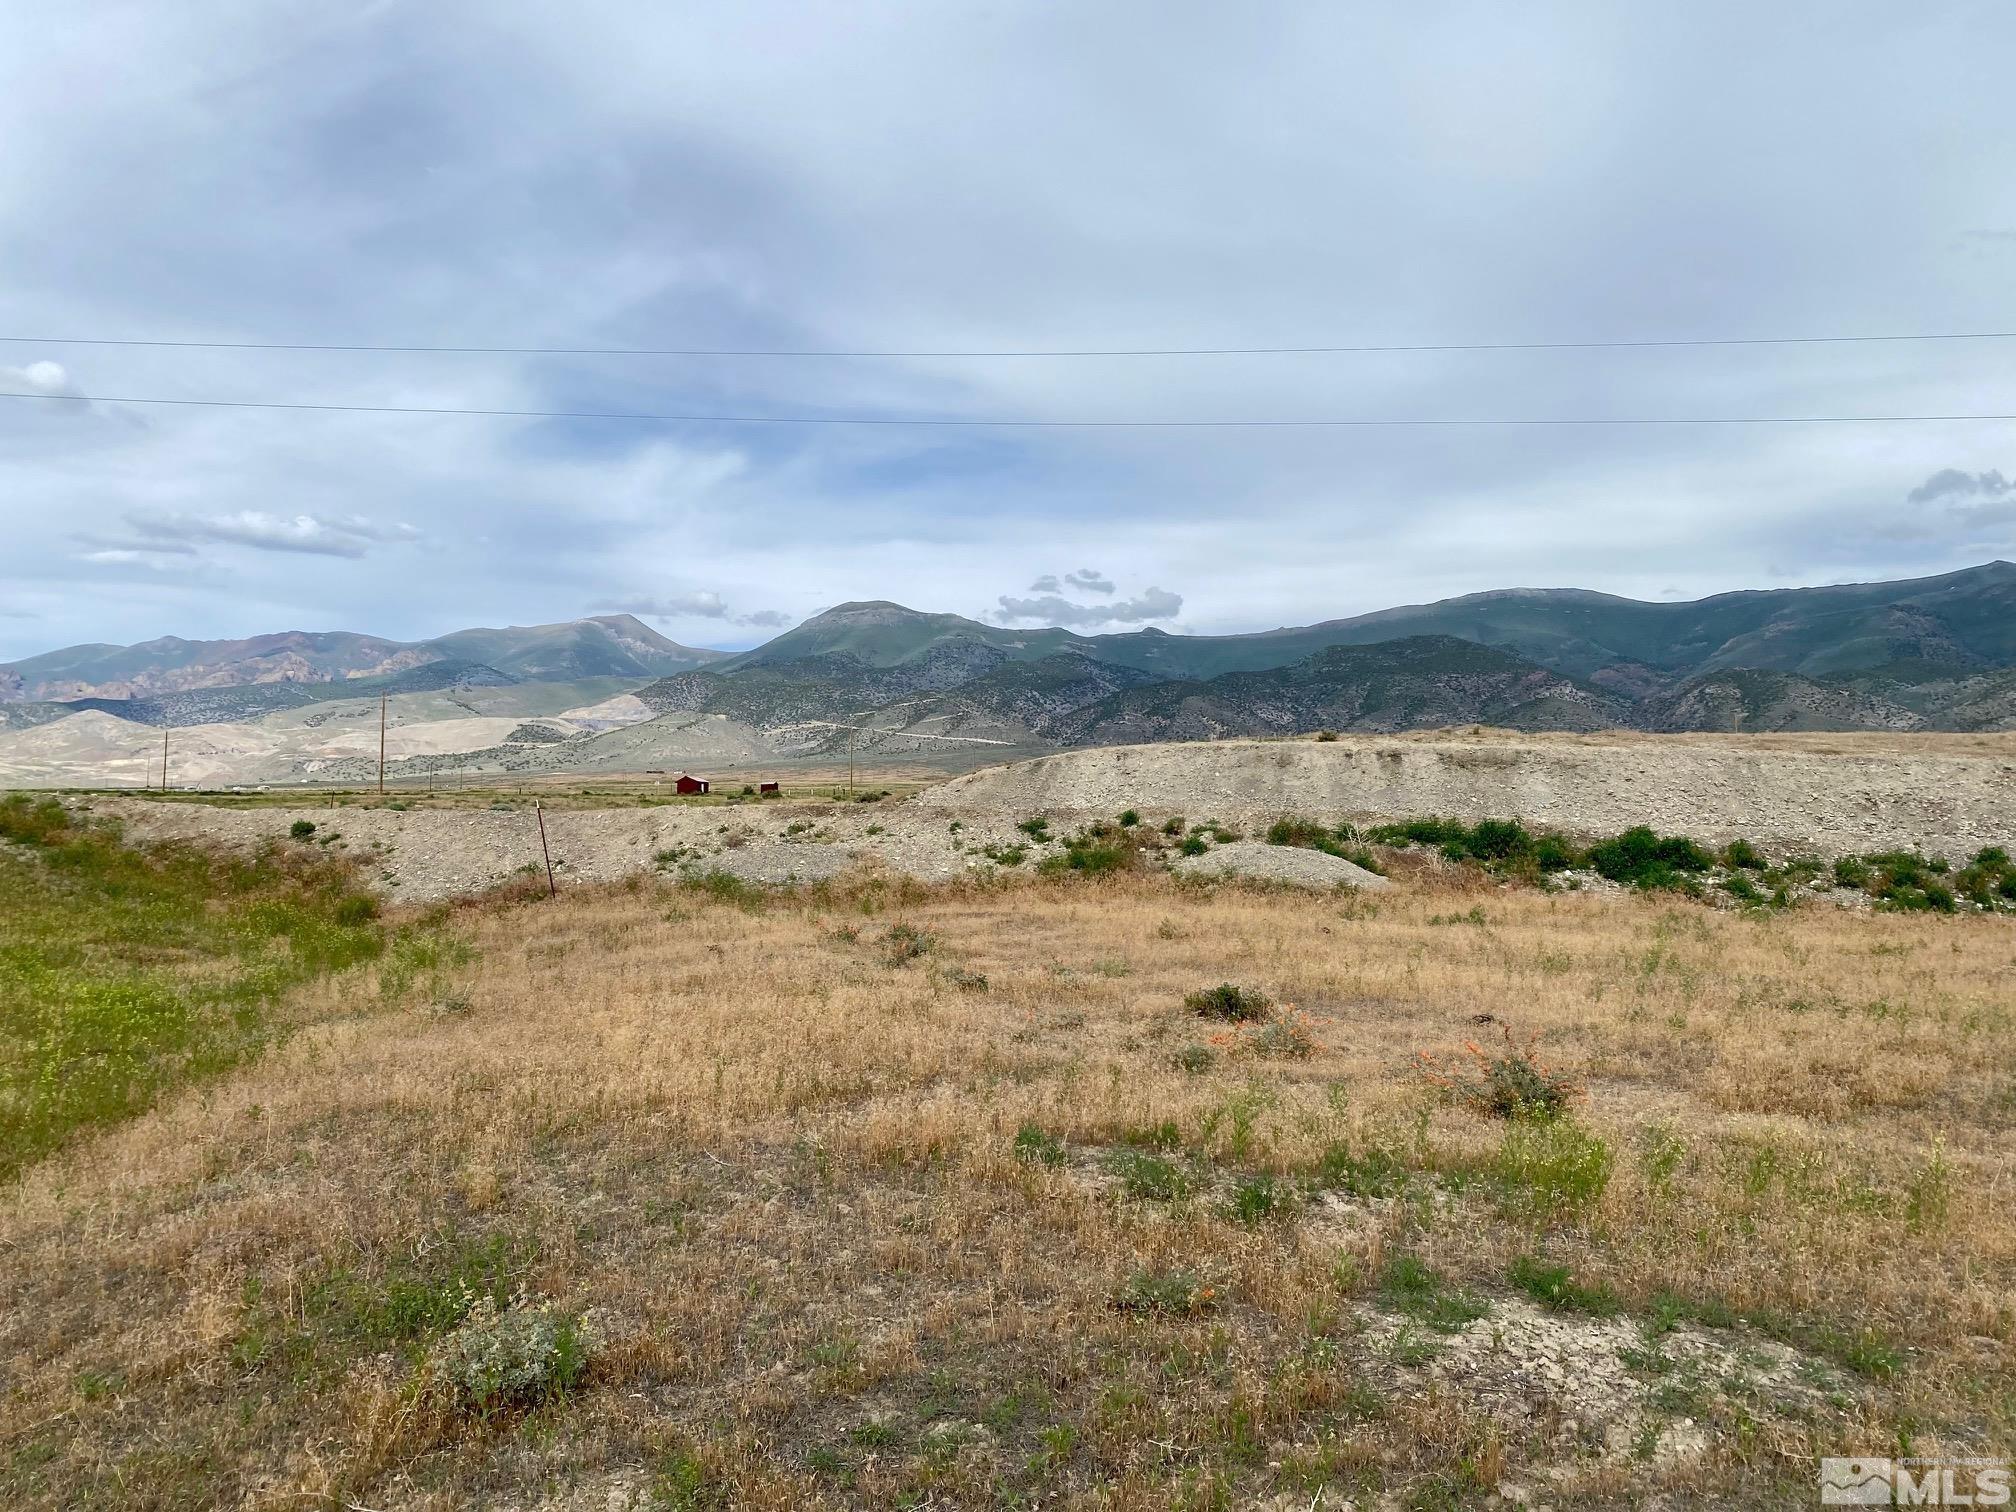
(674, 773), (709, 795)
(759, 781), (780, 795)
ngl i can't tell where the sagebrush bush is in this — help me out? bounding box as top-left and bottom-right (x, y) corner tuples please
(427, 1294), (598, 1415)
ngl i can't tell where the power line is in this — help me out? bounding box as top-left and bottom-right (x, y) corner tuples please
(3, 387), (2014, 428)
(3, 329), (2016, 359)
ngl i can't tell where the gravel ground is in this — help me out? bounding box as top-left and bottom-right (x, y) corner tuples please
(88, 798), (1041, 902)
(927, 735), (2016, 859)
(81, 731), (2016, 903)
(1169, 840), (1391, 890)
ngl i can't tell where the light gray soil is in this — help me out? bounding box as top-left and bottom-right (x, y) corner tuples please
(927, 736), (2016, 859)
(1170, 839), (1391, 890)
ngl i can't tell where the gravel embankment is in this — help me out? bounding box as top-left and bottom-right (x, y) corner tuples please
(925, 737), (2016, 859)
(82, 732), (2015, 903)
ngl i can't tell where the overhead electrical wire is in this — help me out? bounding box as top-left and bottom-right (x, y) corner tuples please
(2, 388), (2012, 428)
(2, 329), (2014, 359)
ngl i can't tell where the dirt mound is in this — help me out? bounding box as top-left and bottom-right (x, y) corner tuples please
(926, 734), (2016, 858)
(1171, 839), (1391, 890)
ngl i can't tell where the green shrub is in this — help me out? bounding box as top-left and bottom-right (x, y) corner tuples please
(1177, 833), (1211, 857)
(1184, 983), (1272, 1022)
(1721, 838), (1765, 871)
(289, 819), (317, 840)
(1017, 817), (1051, 839)
(1104, 1149), (1190, 1201)
(1585, 826), (1712, 889)
(1462, 819), (1534, 863)
(1118, 809), (1141, 827)
(1532, 834), (1580, 872)
(1013, 1124), (1066, 1168)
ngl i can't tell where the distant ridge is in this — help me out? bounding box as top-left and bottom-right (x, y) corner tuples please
(0, 614), (725, 704)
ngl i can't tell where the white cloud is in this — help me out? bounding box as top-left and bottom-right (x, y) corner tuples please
(117, 511), (420, 558)
(1064, 568), (1114, 594)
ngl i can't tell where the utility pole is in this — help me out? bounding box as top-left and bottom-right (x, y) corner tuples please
(160, 727), (169, 791)
(534, 802), (557, 897)
(378, 692), (387, 796)
(847, 724), (856, 798)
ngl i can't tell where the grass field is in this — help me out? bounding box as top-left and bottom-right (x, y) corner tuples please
(1, 825), (2011, 1508)
(0, 795), (469, 1180)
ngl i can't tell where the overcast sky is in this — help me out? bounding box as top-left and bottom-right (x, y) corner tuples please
(3, 1), (2014, 661)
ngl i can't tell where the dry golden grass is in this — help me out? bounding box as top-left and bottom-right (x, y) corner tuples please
(2, 866), (2012, 1509)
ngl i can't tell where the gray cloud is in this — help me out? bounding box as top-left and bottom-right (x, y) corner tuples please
(597, 591), (790, 629)
(1908, 469), (2013, 506)
(1026, 574), (1061, 593)
(1064, 568), (1115, 594)
(995, 586), (1182, 627)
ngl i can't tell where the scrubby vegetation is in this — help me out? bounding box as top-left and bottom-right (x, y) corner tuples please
(1415, 1026), (1582, 1121)
(1263, 815), (1386, 872)
(2, 814), (2011, 1508)
(1327, 811), (2016, 912)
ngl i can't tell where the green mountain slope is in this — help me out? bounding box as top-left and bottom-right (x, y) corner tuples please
(1047, 637), (1626, 744)
(716, 564), (2016, 688)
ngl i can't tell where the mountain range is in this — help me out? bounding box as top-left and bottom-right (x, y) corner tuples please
(0, 615), (721, 705)
(4, 565), (2015, 767)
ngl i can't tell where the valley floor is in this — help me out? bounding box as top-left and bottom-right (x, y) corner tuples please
(2, 863), (2011, 1509)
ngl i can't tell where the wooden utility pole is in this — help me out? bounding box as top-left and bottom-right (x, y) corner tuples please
(378, 692), (387, 795)
(160, 728), (169, 791)
(534, 802), (557, 897)
(847, 724), (856, 798)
